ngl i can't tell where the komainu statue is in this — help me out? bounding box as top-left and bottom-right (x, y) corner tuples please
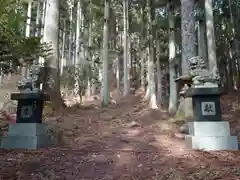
(188, 56), (220, 87)
(17, 61), (44, 92)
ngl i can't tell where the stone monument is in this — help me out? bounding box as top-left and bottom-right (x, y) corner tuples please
(185, 56), (238, 150)
(0, 61), (53, 149)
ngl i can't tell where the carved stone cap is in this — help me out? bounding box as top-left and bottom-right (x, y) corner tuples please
(11, 92), (50, 101)
(185, 87), (226, 97)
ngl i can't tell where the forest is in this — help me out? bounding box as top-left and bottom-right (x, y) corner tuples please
(0, 0), (240, 179)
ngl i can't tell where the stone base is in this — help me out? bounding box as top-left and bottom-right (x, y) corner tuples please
(1, 123), (53, 149)
(185, 121), (238, 150)
(188, 121), (231, 136)
(185, 135), (238, 150)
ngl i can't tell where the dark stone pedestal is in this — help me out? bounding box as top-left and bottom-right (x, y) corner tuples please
(185, 87), (223, 121)
(1, 92), (53, 149)
(184, 87), (238, 150)
(11, 92), (50, 123)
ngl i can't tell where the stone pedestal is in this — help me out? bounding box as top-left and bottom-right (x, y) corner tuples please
(1, 123), (53, 149)
(186, 87), (222, 121)
(11, 92), (49, 123)
(1, 92), (53, 149)
(185, 121), (238, 150)
(185, 87), (238, 150)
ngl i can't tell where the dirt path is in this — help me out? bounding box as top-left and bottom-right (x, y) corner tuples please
(0, 93), (240, 179)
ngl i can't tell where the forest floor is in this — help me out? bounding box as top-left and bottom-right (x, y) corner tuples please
(0, 89), (240, 179)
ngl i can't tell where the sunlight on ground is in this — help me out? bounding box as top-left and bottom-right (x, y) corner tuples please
(114, 149), (134, 168)
(153, 135), (186, 156)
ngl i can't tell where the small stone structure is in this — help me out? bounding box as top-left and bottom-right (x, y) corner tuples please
(185, 56), (238, 150)
(1, 61), (53, 149)
(17, 60), (44, 92)
(175, 75), (193, 133)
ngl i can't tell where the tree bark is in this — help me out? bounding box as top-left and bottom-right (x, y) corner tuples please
(168, 3), (177, 114)
(197, 20), (208, 68)
(156, 38), (163, 105)
(43, 0), (61, 108)
(101, 0), (110, 105)
(147, 0), (157, 109)
(180, 0), (196, 122)
(123, 0), (130, 96)
(181, 0), (196, 75)
(68, 1), (73, 66)
(205, 0), (218, 71)
(60, 19), (66, 75)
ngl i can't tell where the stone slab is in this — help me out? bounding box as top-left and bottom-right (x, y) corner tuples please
(185, 87), (225, 97)
(185, 135), (238, 150)
(1, 135), (53, 149)
(188, 121), (231, 136)
(7, 123), (48, 136)
(0, 123), (53, 149)
(11, 92), (50, 101)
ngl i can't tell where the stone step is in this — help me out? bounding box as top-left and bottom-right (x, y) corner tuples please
(1, 123), (53, 149)
(185, 135), (238, 150)
(1, 135), (52, 149)
(7, 123), (48, 136)
(188, 121), (231, 136)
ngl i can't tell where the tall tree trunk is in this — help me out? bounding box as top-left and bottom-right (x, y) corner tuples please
(180, 0), (196, 125)
(123, 0), (130, 96)
(75, 0), (82, 65)
(91, 18), (97, 94)
(168, 3), (177, 114)
(128, 38), (132, 83)
(145, 46), (150, 100)
(60, 19), (66, 75)
(197, 20), (208, 67)
(181, 0), (196, 75)
(156, 37), (163, 105)
(228, 44), (234, 90)
(146, 0), (157, 109)
(68, 1), (74, 66)
(43, 0), (61, 108)
(40, 0), (47, 37)
(140, 6), (146, 90)
(205, 0), (218, 71)
(101, 0), (110, 105)
(35, 0), (41, 37)
(87, 1), (93, 96)
(39, 0), (47, 64)
(115, 18), (120, 92)
(79, 0), (85, 64)
(25, 1), (32, 37)
(228, 0), (239, 89)
(22, 0), (33, 77)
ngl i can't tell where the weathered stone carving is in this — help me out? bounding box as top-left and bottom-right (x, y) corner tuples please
(188, 56), (220, 87)
(17, 61), (43, 92)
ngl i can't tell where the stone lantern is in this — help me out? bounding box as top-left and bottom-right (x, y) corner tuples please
(184, 56), (238, 150)
(1, 62), (53, 149)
